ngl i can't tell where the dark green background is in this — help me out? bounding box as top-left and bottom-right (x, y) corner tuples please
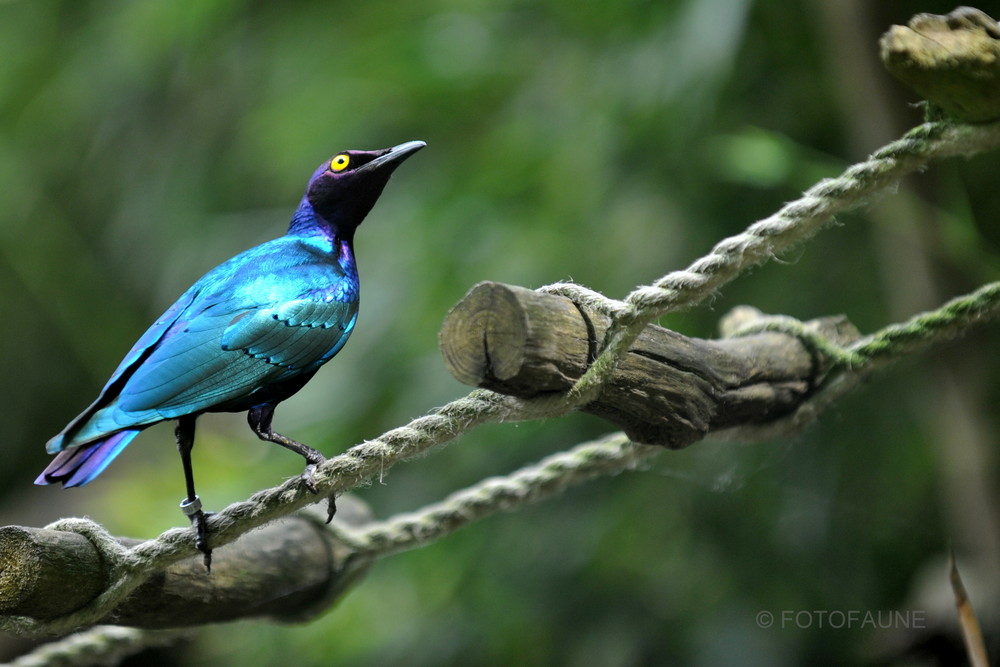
(1, 1), (998, 665)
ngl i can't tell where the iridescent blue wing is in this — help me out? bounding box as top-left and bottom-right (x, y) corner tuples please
(117, 295), (357, 417)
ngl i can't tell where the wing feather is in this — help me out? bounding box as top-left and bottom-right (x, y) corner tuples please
(119, 296), (357, 415)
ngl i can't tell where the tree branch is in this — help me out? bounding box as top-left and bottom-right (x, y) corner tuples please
(0, 499), (372, 630)
(439, 282), (861, 447)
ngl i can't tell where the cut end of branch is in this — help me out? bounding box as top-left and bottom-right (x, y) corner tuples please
(440, 282), (591, 394)
(0, 526), (108, 620)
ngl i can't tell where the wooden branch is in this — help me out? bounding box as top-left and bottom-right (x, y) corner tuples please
(439, 282), (860, 447)
(881, 7), (1000, 122)
(0, 497), (373, 628)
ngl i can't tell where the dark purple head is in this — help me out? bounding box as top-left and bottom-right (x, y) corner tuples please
(298, 140), (425, 236)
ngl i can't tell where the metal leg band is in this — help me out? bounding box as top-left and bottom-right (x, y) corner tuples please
(179, 496), (203, 516)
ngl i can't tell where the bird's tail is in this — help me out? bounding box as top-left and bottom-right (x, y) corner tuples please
(35, 430), (140, 487)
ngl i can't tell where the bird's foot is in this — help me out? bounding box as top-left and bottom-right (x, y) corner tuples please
(180, 496), (213, 572)
(298, 456), (335, 523)
(299, 454), (327, 494)
(325, 495), (337, 524)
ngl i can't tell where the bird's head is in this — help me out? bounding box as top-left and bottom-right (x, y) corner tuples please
(299, 140), (425, 237)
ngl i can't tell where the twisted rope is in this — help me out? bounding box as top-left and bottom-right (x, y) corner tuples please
(336, 432), (653, 557)
(6, 626), (191, 667)
(713, 281), (1000, 442)
(726, 281), (1000, 373)
(849, 280), (1000, 366)
(546, 121), (1000, 404)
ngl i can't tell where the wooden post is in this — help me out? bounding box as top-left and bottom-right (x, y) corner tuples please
(439, 282), (860, 447)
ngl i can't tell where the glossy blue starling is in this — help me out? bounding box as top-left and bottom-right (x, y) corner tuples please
(36, 140), (425, 568)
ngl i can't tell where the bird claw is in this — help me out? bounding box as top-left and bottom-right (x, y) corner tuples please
(300, 463), (320, 494)
(299, 454), (327, 495)
(298, 459), (335, 522)
(180, 496), (213, 572)
(193, 513), (213, 572)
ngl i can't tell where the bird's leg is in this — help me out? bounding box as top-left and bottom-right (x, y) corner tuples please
(248, 404), (336, 522)
(175, 415), (213, 571)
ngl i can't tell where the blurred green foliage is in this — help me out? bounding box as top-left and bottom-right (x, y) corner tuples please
(1, 0), (998, 665)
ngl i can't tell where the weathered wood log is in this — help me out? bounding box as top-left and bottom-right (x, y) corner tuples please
(881, 7), (1000, 122)
(439, 282), (860, 447)
(0, 497), (372, 628)
(0, 527), (107, 621)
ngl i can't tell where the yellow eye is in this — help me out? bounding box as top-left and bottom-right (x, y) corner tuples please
(330, 154), (350, 172)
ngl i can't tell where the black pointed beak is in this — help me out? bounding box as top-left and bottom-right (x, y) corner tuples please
(360, 140), (426, 175)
